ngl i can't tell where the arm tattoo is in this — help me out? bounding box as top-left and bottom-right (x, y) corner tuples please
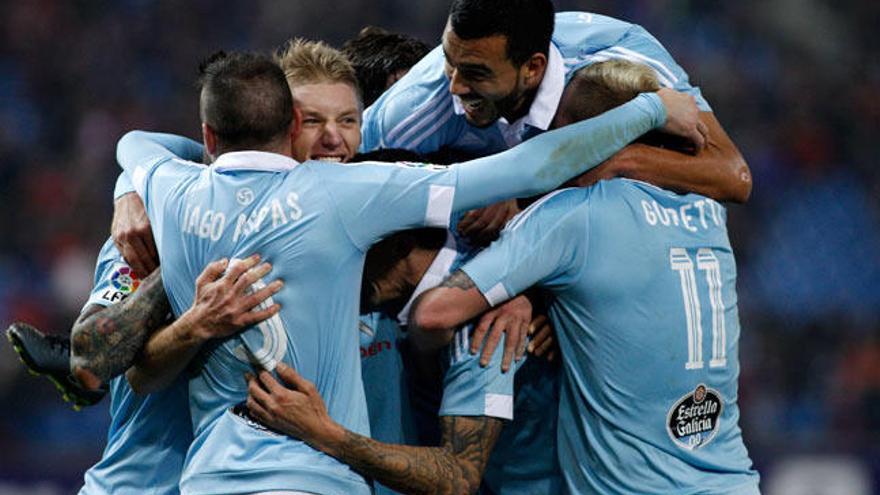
(326, 415), (502, 495)
(70, 269), (170, 383)
(440, 270), (476, 291)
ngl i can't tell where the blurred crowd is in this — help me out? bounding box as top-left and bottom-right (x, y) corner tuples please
(0, 0), (877, 492)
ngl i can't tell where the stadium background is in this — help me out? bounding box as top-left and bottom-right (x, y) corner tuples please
(0, 1), (877, 493)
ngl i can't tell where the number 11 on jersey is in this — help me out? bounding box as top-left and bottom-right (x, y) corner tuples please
(670, 247), (727, 370)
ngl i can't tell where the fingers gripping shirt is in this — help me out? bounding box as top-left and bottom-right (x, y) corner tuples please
(79, 239), (192, 495)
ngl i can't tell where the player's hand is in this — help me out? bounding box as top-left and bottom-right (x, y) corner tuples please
(527, 314), (559, 362)
(471, 294), (532, 372)
(656, 88), (707, 154)
(183, 255), (283, 342)
(246, 363), (344, 451)
(457, 199), (520, 247)
(112, 192), (159, 277)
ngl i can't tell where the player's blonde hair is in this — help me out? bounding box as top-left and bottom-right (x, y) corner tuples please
(558, 59), (661, 123)
(275, 38), (361, 102)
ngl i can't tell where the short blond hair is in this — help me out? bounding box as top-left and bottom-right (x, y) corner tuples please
(558, 59), (661, 123)
(275, 38), (360, 95)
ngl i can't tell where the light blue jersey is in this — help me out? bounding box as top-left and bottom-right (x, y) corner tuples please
(420, 234), (562, 495)
(359, 312), (418, 495)
(363, 11), (710, 155)
(115, 93), (663, 494)
(78, 239), (192, 495)
(461, 181), (760, 494)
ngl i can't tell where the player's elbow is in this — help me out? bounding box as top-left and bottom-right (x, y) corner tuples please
(116, 130), (147, 166)
(729, 155), (752, 203)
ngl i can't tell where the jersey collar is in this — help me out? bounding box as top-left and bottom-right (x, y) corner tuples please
(212, 151), (299, 173)
(452, 42), (565, 134)
(397, 231), (459, 326)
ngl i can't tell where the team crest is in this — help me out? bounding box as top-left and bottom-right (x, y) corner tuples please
(666, 384), (723, 450)
(111, 266), (140, 294)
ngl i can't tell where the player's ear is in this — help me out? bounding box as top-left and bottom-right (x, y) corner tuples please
(521, 52), (547, 90)
(202, 122), (218, 162)
(290, 106), (303, 142)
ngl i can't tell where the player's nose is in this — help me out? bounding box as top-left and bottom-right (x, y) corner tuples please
(447, 68), (470, 96)
(321, 124), (344, 148)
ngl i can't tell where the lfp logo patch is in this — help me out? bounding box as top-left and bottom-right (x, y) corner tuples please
(111, 267), (140, 294)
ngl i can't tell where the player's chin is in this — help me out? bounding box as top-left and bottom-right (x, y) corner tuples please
(462, 102), (498, 128)
(463, 112), (498, 128)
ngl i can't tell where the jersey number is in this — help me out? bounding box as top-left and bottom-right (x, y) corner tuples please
(233, 277), (287, 369)
(669, 248), (726, 370)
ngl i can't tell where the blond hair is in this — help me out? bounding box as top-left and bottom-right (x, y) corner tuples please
(275, 38), (360, 98)
(558, 59), (661, 123)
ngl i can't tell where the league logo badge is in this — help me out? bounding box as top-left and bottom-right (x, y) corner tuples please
(110, 266), (140, 294)
(666, 384), (723, 450)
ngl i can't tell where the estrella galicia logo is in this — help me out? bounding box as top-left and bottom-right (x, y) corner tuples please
(666, 384), (723, 450)
(236, 187), (255, 206)
(111, 266), (140, 294)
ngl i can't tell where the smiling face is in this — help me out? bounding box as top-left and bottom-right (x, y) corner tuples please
(291, 81), (362, 162)
(442, 21), (544, 127)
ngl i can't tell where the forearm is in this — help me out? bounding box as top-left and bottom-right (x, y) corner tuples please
(317, 427), (474, 495)
(125, 312), (205, 394)
(453, 93), (665, 210)
(316, 415), (498, 495)
(70, 269), (170, 384)
(619, 113), (750, 202)
(617, 146), (748, 203)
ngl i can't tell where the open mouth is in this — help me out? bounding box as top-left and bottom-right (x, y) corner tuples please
(461, 98), (484, 115)
(312, 155), (346, 162)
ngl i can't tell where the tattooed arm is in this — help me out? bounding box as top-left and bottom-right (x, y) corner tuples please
(71, 256), (283, 393)
(407, 270), (491, 353)
(126, 255), (283, 394)
(70, 269), (170, 390)
(247, 364), (503, 495)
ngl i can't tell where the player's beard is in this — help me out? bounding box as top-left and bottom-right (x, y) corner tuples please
(461, 83), (533, 128)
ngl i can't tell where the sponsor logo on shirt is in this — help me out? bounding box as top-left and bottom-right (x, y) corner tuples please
(666, 384), (723, 450)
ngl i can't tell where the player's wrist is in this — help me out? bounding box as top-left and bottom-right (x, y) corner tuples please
(175, 311), (211, 345)
(315, 420), (348, 458)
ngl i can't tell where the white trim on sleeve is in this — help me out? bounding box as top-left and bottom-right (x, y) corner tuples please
(484, 393), (514, 420)
(425, 185), (455, 227)
(483, 283), (510, 307)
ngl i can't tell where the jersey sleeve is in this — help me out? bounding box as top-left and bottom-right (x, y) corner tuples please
(113, 172), (136, 199)
(360, 46), (459, 154)
(439, 323), (528, 420)
(460, 189), (591, 306)
(82, 238), (140, 312)
(324, 93), (663, 250)
(116, 130), (203, 198)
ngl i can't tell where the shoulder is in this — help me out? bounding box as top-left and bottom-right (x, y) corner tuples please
(505, 188), (591, 233)
(362, 46), (457, 149)
(553, 11), (635, 55)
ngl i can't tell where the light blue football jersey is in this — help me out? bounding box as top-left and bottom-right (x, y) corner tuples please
(362, 11), (710, 155)
(359, 311), (418, 495)
(114, 95), (663, 494)
(78, 238), (192, 495)
(461, 181), (760, 494)
(423, 235), (562, 495)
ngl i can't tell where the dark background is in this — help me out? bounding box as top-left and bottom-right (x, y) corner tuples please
(0, 1), (878, 493)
